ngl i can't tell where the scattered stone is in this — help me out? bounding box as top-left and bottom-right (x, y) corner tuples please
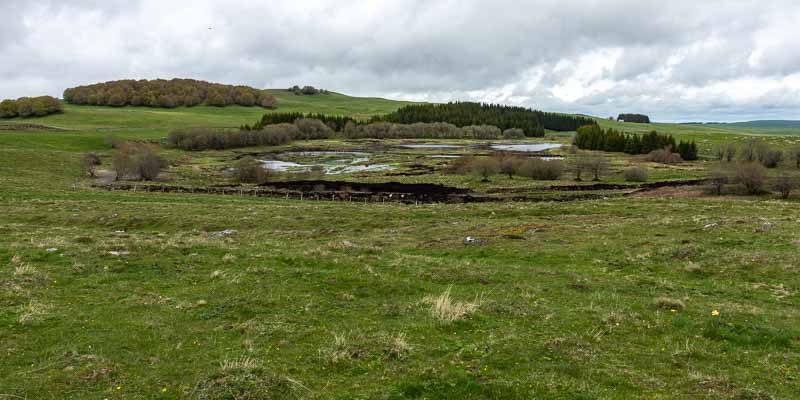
(114, 230), (125, 234)
(46, 248), (58, 253)
(108, 250), (130, 256)
(210, 229), (238, 238)
(463, 236), (488, 246)
(703, 223), (719, 230)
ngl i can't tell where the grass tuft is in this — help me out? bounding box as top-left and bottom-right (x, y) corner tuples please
(425, 286), (480, 323)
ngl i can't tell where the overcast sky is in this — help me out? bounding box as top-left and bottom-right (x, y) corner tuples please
(2, 0), (800, 122)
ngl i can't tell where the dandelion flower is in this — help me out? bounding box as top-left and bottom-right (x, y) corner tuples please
(711, 310), (720, 316)
(161, 387), (167, 393)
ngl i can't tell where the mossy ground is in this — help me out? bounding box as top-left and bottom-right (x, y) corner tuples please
(1, 99), (798, 399)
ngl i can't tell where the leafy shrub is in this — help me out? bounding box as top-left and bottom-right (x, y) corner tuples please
(518, 158), (564, 180)
(234, 157), (269, 184)
(645, 147), (681, 164)
(760, 149), (783, 168)
(111, 142), (163, 181)
(137, 152), (163, 181)
(735, 162), (766, 195)
(470, 157), (500, 182)
(293, 118), (334, 140)
(623, 167), (648, 182)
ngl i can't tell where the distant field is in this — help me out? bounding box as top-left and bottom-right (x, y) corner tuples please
(1, 95), (799, 399)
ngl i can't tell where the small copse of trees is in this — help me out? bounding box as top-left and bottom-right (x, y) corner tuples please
(574, 125), (698, 160)
(0, 96), (63, 118)
(63, 79), (277, 109)
(243, 112), (354, 132)
(372, 102), (597, 137)
(167, 125), (296, 151)
(617, 114), (651, 123)
(175, 119), (526, 151)
(287, 85), (329, 95)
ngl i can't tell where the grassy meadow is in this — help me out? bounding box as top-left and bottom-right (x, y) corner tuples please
(1, 95), (799, 399)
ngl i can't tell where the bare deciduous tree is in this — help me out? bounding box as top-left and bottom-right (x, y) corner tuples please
(774, 176), (795, 199)
(80, 153), (101, 177)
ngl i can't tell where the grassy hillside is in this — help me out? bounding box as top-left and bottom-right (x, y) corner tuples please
(702, 120), (800, 129)
(1, 97), (799, 399)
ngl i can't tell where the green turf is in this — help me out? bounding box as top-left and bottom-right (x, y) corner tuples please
(0, 97), (798, 399)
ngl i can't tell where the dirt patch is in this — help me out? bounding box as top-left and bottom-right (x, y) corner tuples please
(91, 181), (474, 204)
(0, 123), (67, 131)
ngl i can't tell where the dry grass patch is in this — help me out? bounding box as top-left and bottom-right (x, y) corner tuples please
(319, 333), (365, 364)
(14, 263), (37, 277)
(385, 332), (412, 360)
(221, 356), (261, 372)
(424, 286), (481, 323)
(18, 301), (52, 324)
(653, 297), (686, 312)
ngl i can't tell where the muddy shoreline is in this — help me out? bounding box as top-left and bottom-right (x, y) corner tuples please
(87, 176), (690, 204)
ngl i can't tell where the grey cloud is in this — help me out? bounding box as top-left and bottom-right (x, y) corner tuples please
(1, 0), (799, 121)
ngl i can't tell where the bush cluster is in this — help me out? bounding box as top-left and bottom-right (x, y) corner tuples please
(716, 139), (798, 169)
(110, 142), (164, 181)
(644, 148), (683, 164)
(448, 155), (565, 182)
(708, 160), (797, 198)
(63, 79), (277, 109)
(623, 167), (648, 182)
(0, 96), (63, 118)
(167, 125), (296, 151)
(343, 122), (525, 140)
(234, 156), (273, 184)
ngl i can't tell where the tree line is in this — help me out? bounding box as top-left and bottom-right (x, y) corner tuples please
(63, 79), (277, 109)
(574, 125), (698, 160)
(243, 112), (354, 132)
(0, 96), (63, 118)
(170, 119), (526, 151)
(618, 113), (650, 123)
(371, 102), (597, 137)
